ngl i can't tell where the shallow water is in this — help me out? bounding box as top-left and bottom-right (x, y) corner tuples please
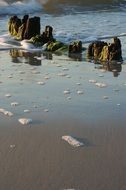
(0, 50), (126, 122)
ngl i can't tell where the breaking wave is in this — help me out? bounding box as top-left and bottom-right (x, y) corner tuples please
(0, 0), (42, 15)
(0, 0), (126, 15)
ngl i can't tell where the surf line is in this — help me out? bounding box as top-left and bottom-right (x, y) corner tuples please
(0, 40), (21, 49)
(0, 33), (126, 51)
(83, 33), (126, 44)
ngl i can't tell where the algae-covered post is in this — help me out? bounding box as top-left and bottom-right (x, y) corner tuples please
(8, 15), (83, 54)
(9, 15), (40, 40)
(8, 15), (22, 36)
(87, 37), (122, 62)
(68, 41), (82, 53)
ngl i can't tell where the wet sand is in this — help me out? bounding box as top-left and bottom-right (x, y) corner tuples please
(0, 50), (126, 190)
(0, 117), (126, 190)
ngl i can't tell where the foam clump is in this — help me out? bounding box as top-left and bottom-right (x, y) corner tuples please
(103, 96), (109, 99)
(18, 118), (32, 125)
(37, 81), (45, 85)
(24, 109), (30, 113)
(67, 96), (71, 100)
(58, 73), (67, 77)
(5, 93), (11, 98)
(62, 135), (84, 147)
(63, 90), (71, 94)
(76, 82), (81, 85)
(4, 111), (13, 117)
(95, 82), (107, 88)
(44, 76), (50, 80)
(8, 75), (13, 78)
(10, 144), (16, 148)
(89, 79), (97, 83)
(0, 108), (13, 117)
(77, 90), (84, 95)
(11, 102), (19, 106)
(44, 109), (49, 112)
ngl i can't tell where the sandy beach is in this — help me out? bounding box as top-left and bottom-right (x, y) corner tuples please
(0, 49), (126, 190)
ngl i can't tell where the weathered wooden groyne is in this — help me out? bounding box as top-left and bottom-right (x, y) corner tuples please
(8, 15), (82, 54)
(8, 15), (123, 62)
(87, 37), (122, 62)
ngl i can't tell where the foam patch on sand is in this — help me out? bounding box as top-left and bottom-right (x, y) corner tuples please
(63, 90), (71, 94)
(0, 108), (13, 117)
(62, 135), (84, 147)
(95, 82), (107, 88)
(11, 102), (19, 106)
(58, 73), (68, 77)
(77, 90), (84, 95)
(5, 93), (11, 98)
(18, 118), (32, 125)
(37, 81), (45, 85)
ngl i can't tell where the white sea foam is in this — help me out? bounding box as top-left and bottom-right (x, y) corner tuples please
(21, 40), (36, 50)
(63, 89), (70, 94)
(58, 73), (68, 77)
(62, 135), (84, 147)
(18, 118), (32, 125)
(95, 82), (107, 88)
(77, 90), (84, 95)
(0, 108), (13, 117)
(11, 102), (19, 106)
(35, 55), (46, 60)
(10, 144), (16, 148)
(117, 103), (121, 106)
(37, 81), (45, 85)
(44, 76), (51, 80)
(99, 74), (104, 77)
(89, 79), (97, 83)
(103, 96), (109, 99)
(5, 93), (11, 98)
(56, 64), (62, 67)
(76, 82), (81, 85)
(20, 40), (44, 51)
(62, 67), (69, 71)
(8, 75), (13, 78)
(66, 96), (71, 100)
(24, 109), (30, 113)
(66, 75), (71, 78)
(4, 111), (13, 117)
(44, 109), (49, 112)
